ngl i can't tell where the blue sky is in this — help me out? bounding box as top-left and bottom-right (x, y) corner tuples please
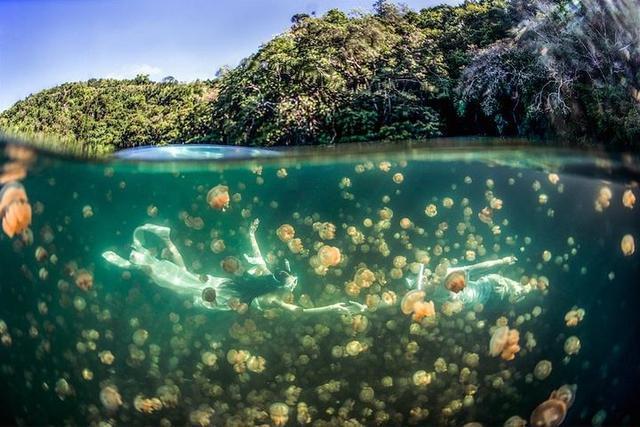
(0, 0), (459, 111)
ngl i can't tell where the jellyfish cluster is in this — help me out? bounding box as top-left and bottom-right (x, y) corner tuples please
(0, 145), (637, 426)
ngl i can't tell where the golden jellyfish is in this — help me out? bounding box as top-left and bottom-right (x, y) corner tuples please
(412, 300), (436, 322)
(201, 351), (217, 367)
(595, 186), (612, 212)
(621, 234), (635, 256)
(379, 207), (393, 220)
(100, 385), (123, 411)
(318, 245), (341, 267)
(530, 400), (567, 427)
(564, 307), (585, 327)
(564, 336), (581, 355)
(499, 329), (521, 361)
(478, 207), (493, 224)
(489, 326), (516, 359)
(210, 239), (225, 254)
(444, 270), (467, 293)
(276, 224), (295, 242)
(344, 281), (361, 297)
(226, 349), (250, 365)
(74, 270), (94, 291)
(133, 395), (163, 414)
(530, 385), (576, 427)
(99, 350), (115, 365)
(381, 290), (397, 306)
(400, 290), (425, 315)
(316, 222), (336, 240)
(82, 205), (94, 218)
(35, 246), (48, 262)
(189, 405), (214, 427)
(548, 173), (560, 185)
(146, 204), (158, 217)
(247, 355), (266, 373)
(0, 182), (32, 238)
(534, 360), (553, 380)
(288, 238), (304, 254)
(345, 340), (364, 356)
(412, 370), (432, 386)
(206, 185), (230, 211)
(359, 386), (374, 402)
(297, 402), (311, 424)
(424, 203), (438, 217)
(504, 416), (527, 427)
(269, 402), (289, 427)
(393, 255), (407, 269)
(132, 329), (149, 346)
(221, 256), (241, 274)
(490, 197), (503, 210)
(552, 384), (577, 408)
(622, 189), (636, 209)
(55, 378), (73, 400)
(354, 267), (375, 288)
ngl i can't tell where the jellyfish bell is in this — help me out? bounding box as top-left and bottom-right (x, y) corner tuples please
(0, 182), (32, 238)
(551, 384), (577, 409)
(621, 234), (635, 256)
(100, 385), (123, 411)
(74, 270), (94, 291)
(221, 256), (241, 274)
(401, 290), (425, 315)
(489, 326), (510, 357)
(412, 300), (435, 321)
(206, 185), (230, 211)
(530, 398), (567, 427)
(201, 287), (217, 304)
(318, 245), (341, 267)
(276, 224), (295, 242)
(444, 270), (467, 293)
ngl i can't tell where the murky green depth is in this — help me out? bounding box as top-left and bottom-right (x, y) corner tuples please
(0, 141), (638, 426)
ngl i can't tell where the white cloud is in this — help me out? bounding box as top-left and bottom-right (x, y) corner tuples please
(130, 64), (163, 76)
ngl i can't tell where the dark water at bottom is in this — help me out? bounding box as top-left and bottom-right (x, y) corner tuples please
(0, 141), (638, 426)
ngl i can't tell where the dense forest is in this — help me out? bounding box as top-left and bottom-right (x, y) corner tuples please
(0, 0), (638, 153)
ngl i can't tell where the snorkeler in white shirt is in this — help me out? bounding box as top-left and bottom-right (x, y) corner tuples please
(408, 256), (526, 307)
(102, 219), (366, 315)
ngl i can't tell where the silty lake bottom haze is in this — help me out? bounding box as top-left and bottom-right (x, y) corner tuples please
(0, 139), (638, 426)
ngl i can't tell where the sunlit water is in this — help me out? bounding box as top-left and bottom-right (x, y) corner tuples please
(0, 139), (638, 426)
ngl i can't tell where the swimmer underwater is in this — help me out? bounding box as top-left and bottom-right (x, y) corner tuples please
(102, 219), (366, 315)
(408, 255), (527, 307)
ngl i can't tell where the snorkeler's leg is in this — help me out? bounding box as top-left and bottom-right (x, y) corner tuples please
(133, 224), (186, 268)
(244, 218), (270, 274)
(269, 299), (367, 315)
(405, 263), (426, 290)
(102, 251), (134, 269)
(463, 256), (518, 275)
(482, 274), (525, 301)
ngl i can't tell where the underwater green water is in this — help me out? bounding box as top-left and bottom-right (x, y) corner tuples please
(0, 140), (638, 426)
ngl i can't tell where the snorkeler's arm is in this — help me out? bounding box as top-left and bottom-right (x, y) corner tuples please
(271, 299), (367, 315)
(244, 219), (271, 275)
(462, 256), (517, 273)
(133, 224), (186, 269)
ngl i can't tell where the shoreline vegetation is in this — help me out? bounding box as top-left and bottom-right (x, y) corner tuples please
(0, 0), (638, 155)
